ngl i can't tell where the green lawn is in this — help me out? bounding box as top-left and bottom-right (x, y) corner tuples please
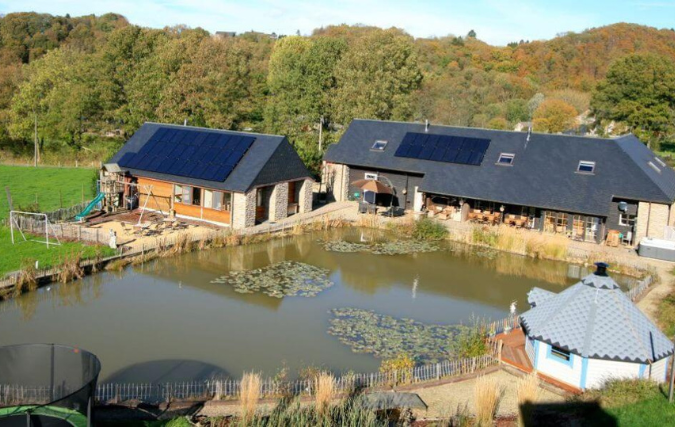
(605, 393), (675, 426)
(0, 164), (97, 221)
(0, 227), (114, 275)
(0, 164), (111, 276)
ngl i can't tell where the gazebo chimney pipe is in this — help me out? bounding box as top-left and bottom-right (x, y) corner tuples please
(594, 262), (609, 276)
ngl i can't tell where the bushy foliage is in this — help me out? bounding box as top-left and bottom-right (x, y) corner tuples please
(412, 218), (448, 240)
(452, 322), (488, 358)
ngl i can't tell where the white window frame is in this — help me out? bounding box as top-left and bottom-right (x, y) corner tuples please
(204, 189), (214, 209)
(497, 153), (515, 166)
(619, 213), (637, 227)
(371, 140), (388, 151)
(577, 161), (596, 174)
(364, 172), (378, 180)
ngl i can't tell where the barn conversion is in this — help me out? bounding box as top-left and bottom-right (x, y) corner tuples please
(103, 123), (313, 228)
(323, 119), (675, 245)
(520, 263), (673, 390)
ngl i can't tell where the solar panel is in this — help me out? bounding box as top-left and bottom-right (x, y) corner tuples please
(117, 127), (256, 182)
(394, 133), (490, 166)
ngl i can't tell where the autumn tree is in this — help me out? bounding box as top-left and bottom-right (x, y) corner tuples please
(532, 99), (577, 133)
(264, 35), (346, 167)
(591, 54), (675, 146)
(333, 28), (422, 125)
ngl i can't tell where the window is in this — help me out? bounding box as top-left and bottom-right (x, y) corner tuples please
(550, 345), (571, 362)
(577, 161), (595, 174)
(619, 213), (637, 227)
(371, 140), (388, 151)
(174, 185), (183, 204)
(176, 185), (191, 204)
(364, 172), (378, 180)
(203, 190), (224, 210)
(192, 187), (201, 206)
(497, 153), (515, 165)
(204, 189), (213, 209)
(655, 157), (667, 168)
(648, 161), (662, 173)
(223, 193), (232, 211)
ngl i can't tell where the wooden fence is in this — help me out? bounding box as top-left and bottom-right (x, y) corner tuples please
(625, 275), (653, 302)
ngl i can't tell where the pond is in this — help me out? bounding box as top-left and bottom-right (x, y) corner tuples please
(0, 228), (634, 382)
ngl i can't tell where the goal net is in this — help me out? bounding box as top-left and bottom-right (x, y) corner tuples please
(9, 211), (61, 247)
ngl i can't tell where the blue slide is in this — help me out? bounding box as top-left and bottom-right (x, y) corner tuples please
(75, 192), (105, 220)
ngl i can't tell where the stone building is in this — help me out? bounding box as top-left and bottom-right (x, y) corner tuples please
(323, 119), (675, 246)
(104, 123), (313, 229)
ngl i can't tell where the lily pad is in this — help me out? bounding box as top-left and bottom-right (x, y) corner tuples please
(323, 240), (440, 255)
(211, 261), (334, 298)
(327, 308), (469, 364)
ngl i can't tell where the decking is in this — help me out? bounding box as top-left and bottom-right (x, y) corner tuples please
(495, 329), (582, 394)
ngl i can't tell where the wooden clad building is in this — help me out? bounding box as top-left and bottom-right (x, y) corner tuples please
(104, 123), (314, 229)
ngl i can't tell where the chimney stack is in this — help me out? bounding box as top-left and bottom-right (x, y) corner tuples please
(594, 262), (609, 276)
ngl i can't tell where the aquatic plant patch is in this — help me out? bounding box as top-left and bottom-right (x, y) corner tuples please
(211, 261), (334, 298)
(322, 239), (440, 255)
(328, 308), (469, 364)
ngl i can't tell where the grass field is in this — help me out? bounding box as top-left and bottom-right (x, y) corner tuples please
(0, 164), (97, 221)
(0, 222), (114, 275)
(0, 164), (109, 276)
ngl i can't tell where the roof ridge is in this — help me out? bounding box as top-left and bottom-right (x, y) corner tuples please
(610, 290), (653, 362)
(144, 121), (286, 139)
(614, 136), (673, 201)
(351, 118), (625, 141)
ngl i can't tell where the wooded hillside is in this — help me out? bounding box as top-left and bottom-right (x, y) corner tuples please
(1, 12), (674, 170)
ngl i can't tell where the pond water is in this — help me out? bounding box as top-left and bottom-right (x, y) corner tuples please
(0, 228), (634, 382)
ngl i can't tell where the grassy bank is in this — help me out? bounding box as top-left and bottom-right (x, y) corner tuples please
(0, 164), (98, 221)
(0, 227), (115, 276)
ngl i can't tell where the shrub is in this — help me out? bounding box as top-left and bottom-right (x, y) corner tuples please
(474, 375), (502, 426)
(413, 218), (448, 240)
(379, 353), (415, 385)
(14, 258), (38, 297)
(453, 321), (489, 358)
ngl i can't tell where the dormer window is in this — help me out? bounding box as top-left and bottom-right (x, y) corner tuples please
(497, 153), (515, 166)
(371, 140), (388, 151)
(577, 161), (595, 174)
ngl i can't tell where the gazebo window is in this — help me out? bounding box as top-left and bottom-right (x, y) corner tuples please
(548, 344), (572, 366)
(371, 140), (388, 151)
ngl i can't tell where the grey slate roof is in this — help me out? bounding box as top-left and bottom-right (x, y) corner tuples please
(324, 119), (675, 216)
(527, 287), (556, 307)
(109, 123), (312, 193)
(520, 272), (673, 363)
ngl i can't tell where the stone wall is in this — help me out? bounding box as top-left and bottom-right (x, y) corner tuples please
(636, 201), (671, 242)
(648, 203), (669, 239)
(232, 190), (256, 229)
(299, 178), (313, 214)
(269, 182), (289, 221)
(324, 162), (349, 202)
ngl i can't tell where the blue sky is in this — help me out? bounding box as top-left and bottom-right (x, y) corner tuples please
(1, 0), (674, 45)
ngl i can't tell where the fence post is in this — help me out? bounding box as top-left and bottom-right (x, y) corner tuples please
(436, 363), (441, 380)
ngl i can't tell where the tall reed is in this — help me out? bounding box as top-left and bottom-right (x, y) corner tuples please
(474, 375), (502, 427)
(240, 372), (261, 421)
(517, 372), (540, 427)
(315, 372), (337, 415)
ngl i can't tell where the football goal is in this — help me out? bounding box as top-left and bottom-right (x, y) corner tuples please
(9, 211), (62, 248)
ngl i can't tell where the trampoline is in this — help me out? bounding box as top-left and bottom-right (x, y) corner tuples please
(0, 344), (101, 427)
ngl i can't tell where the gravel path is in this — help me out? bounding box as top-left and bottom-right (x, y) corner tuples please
(409, 369), (565, 420)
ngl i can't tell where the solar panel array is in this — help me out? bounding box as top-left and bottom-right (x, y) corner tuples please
(117, 127), (255, 182)
(394, 132), (490, 166)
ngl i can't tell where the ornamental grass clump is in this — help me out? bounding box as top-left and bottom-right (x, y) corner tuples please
(517, 372), (541, 427)
(57, 252), (83, 284)
(474, 375), (502, 427)
(14, 259), (38, 297)
(239, 372), (261, 421)
(413, 218), (448, 240)
(314, 372), (337, 415)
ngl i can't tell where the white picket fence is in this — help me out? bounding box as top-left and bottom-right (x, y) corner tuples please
(0, 353), (497, 405)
